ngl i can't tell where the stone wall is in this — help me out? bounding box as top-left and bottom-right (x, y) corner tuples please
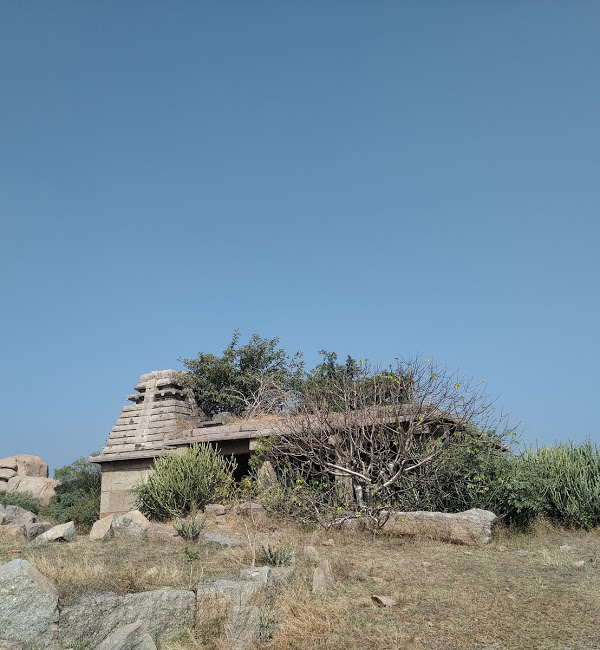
(98, 459), (153, 517)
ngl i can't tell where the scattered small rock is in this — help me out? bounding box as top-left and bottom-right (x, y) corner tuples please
(496, 545), (508, 552)
(240, 566), (271, 584)
(422, 561), (432, 567)
(573, 560), (585, 568)
(236, 501), (266, 516)
(559, 545), (574, 552)
(147, 523), (180, 542)
(204, 504), (227, 516)
(371, 595), (397, 607)
(90, 515), (115, 541)
(303, 545), (321, 562)
(312, 567), (331, 594)
(322, 538), (334, 547)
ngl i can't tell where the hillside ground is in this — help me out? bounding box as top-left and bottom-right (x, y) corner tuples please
(1, 513), (599, 650)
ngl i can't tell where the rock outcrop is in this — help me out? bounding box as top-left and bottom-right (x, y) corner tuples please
(33, 521), (76, 545)
(379, 508), (497, 545)
(0, 559), (59, 648)
(59, 589), (195, 648)
(0, 506), (53, 541)
(0, 455), (56, 506)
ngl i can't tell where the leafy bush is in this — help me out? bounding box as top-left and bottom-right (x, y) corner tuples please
(179, 331), (303, 418)
(42, 455), (101, 530)
(134, 443), (237, 521)
(0, 491), (41, 514)
(263, 544), (294, 566)
(174, 516), (206, 540)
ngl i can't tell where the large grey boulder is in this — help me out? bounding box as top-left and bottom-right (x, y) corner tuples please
(198, 579), (264, 605)
(0, 455), (48, 478)
(2, 506), (36, 527)
(0, 469), (16, 481)
(112, 511), (151, 539)
(0, 455), (48, 479)
(1, 506), (52, 541)
(226, 605), (261, 650)
(0, 559), (59, 648)
(93, 621), (156, 650)
(380, 508), (497, 545)
(0, 525), (26, 541)
(0, 640), (23, 650)
(33, 521), (76, 545)
(6, 476), (58, 507)
(23, 521), (53, 541)
(60, 589), (195, 648)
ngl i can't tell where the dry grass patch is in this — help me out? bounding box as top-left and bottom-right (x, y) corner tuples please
(1, 516), (599, 649)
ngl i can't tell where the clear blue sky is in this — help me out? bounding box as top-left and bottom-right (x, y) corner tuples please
(1, 2), (598, 472)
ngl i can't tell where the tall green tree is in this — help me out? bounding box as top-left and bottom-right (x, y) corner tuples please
(179, 330), (303, 418)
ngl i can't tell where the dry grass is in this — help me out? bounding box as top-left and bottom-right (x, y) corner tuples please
(1, 514), (599, 650)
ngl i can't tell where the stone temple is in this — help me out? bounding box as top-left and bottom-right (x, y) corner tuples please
(91, 370), (275, 516)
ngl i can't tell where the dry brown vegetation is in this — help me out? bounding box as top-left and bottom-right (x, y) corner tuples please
(1, 514), (599, 650)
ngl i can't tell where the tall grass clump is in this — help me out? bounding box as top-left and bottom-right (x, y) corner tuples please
(536, 438), (600, 529)
(134, 443), (237, 521)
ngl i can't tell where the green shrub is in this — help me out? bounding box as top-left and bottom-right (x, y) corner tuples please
(133, 443), (237, 521)
(42, 455), (101, 530)
(174, 516), (206, 540)
(263, 544), (294, 566)
(538, 439), (600, 529)
(0, 491), (41, 514)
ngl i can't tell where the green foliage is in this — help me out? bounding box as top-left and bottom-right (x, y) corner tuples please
(179, 330), (303, 418)
(183, 547), (199, 562)
(0, 491), (41, 514)
(133, 443), (237, 521)
(174, 516), (206, 540)
(263, 544), (294, 566)
(42, 455), (101, 529)
(536, 439), (600, 529)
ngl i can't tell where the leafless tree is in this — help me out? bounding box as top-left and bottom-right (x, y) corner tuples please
(269, 356), (507, 513)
